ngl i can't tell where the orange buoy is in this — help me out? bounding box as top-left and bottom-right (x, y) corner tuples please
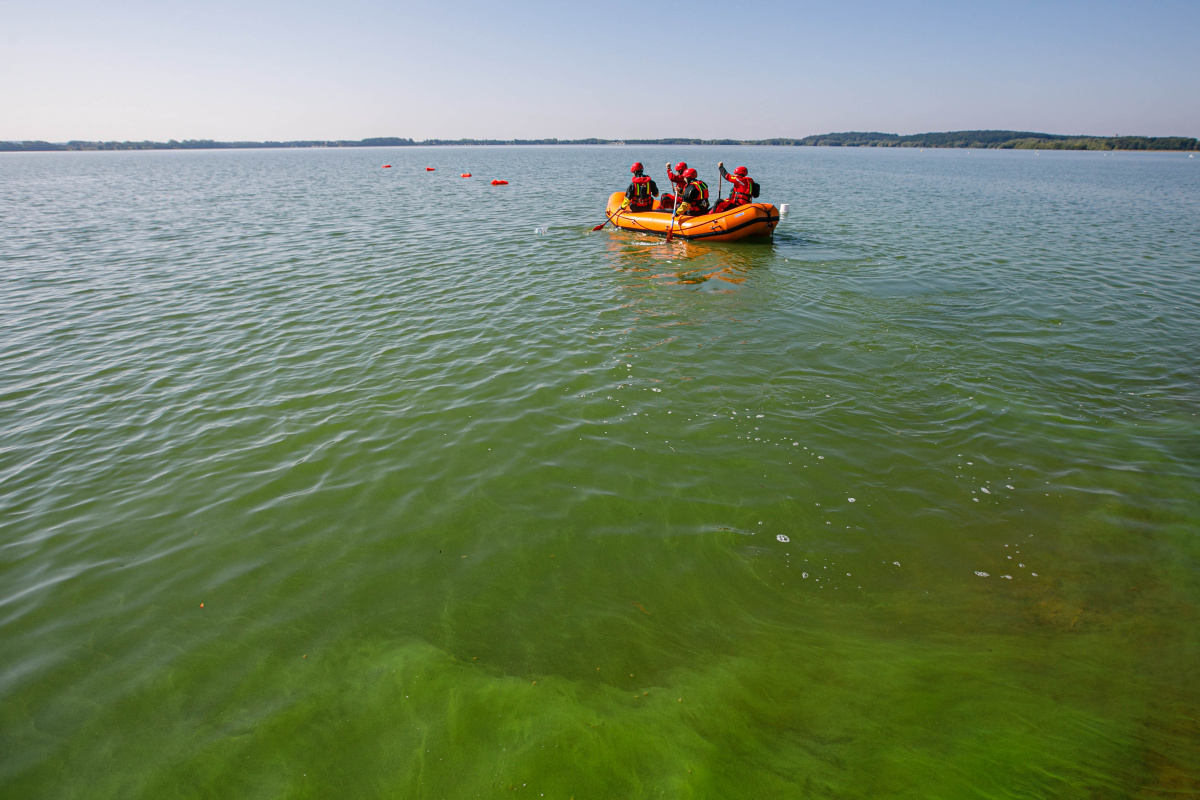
(382, 164), (391, 168)
(491, 179), (508, 185)
(425, 167), (435, 171)
(461, 173), (472, 178)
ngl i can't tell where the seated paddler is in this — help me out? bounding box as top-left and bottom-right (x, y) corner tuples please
(675, 169), (710, 216)
(712, 162), (756, 214)
(623, 162), (659, 212)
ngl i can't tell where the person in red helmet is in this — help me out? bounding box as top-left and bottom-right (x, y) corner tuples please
(660, 161), (688, 211)
(711, 162), (756, 213)
(675, 168), (710, 216)
(623, 162), (659, 212)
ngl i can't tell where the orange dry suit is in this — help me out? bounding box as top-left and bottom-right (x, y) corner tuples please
(712, 166), (755, 213)
(661, 168), (688, 210)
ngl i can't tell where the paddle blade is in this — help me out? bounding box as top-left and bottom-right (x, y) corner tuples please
(592, 220), (607, 231)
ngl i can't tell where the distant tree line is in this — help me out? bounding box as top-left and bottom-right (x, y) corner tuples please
(3, 131), (1196, 152)
(0, 138), (418, 151)
(789, 130), (1198, 150)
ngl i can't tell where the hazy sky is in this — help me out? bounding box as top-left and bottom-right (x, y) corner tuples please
(2, 0), (1197, 141)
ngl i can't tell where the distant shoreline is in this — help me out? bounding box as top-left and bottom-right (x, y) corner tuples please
(2, 131), (1197, 153)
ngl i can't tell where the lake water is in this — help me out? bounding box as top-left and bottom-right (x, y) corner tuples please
(1, 145), (1198, 798)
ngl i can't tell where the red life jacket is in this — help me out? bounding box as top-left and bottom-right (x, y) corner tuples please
(731, 175), (753, 203)
(630, 175), (653, 205)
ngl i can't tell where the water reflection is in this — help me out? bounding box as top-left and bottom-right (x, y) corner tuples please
(599, 230), (773, 286)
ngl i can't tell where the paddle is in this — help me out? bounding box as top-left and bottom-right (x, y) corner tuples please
(717, 161), (724, 204)
(592, 206), (622, 231)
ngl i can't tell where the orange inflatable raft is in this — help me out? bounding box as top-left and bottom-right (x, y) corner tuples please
(603, 192), (779, 242)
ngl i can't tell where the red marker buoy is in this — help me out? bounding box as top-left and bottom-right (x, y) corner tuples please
(490, 179), (508, 185)
(461, 173), (472, 178)
(425, 167), (435, 171)
(382, 164), (391, 168)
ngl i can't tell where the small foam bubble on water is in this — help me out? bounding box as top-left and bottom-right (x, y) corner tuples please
(848, 498), (856, 503)
(975, 571), (989, 577)
(1002, 575), (1012, 579)
(802, 572), (808, 578)
(776, 534), (789, 543)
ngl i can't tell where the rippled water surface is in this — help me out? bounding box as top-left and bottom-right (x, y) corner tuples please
(2, 146), (1198, 798)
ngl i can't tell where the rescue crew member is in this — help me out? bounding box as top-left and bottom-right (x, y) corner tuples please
(675, 168), (710, 216)
(660, 161), (688, 211)
(623, 162), (659, 212)
(711, 162), (755, 214)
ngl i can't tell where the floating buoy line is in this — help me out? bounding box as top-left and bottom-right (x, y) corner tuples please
(383, 166), (509, 184)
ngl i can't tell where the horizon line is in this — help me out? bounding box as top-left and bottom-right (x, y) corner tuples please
(4, 131), (1198, 153)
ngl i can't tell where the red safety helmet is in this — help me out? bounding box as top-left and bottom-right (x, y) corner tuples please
(734, 166), (748, 176)
(682, 168), (698, 179)
(631, 162), (643, 173)
(674, 161), (687, 172)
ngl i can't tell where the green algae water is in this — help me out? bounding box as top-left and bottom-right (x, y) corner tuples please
(1, 145), (1198, 798)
